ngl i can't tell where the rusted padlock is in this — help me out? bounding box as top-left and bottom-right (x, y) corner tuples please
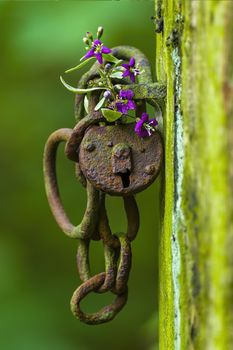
(43, 45), (165, 325)
(68, 123), (163, 196)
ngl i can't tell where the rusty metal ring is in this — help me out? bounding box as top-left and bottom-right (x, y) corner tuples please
(124, 196), (140, 242)
(97, 244), (118, 293)
(98, 193), (119, 249)
(112, 235), (132, 295)
(43, 128), (100, 239)
(76, 239), (90, 281)
(76, 238), (118, 293)
(74, 94), (102, 186)
(65, 112), (103, 162)
(98, 193), (139, 249)
(70, 272), (128, 325)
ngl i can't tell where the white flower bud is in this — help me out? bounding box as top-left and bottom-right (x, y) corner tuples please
(83, 37), (90, 45)
(97, 26), (104, 39)
(86, 31), (93, 42)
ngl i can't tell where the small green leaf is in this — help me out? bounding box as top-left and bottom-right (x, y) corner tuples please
(94, 97), (106, 111)
(110, 71), (123, 79)
(98, 68), (106, 79)
(84, 95), (89, 114)
(65, 57), (95, 74)
(102, 53), (120, 64)
(101, 108), (122, 122)
(114, 59), (123, 67)
(60, 76), (108, 94)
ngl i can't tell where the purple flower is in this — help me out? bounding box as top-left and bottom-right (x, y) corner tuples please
(134, 112), (158, 138)
(84, 39), (111, 64)
(119, 90), (134, 99)
(122, 57), (140, 83)
(115, 89), (136, 114)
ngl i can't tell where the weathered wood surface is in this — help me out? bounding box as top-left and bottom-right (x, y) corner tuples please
(155, 1), (233, 349)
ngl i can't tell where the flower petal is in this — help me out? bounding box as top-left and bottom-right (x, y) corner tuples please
(119, 89), (134, 99)
(116, 102), (123, 113)
(119, 90), (126, 98)
(141, 112), (149, 122)
(121, 105), (128, 114)
(116, 102), (128, 114)
(84, 48), (95, 59)
(122, 70), (130, 77)
(134, 120), (143, 133)
(134, 120), (148, 138)
(149, 118), (158, 127)
(126, 89), (134, 99)
(129, 72), (135, 82)
(95, 52), (103, 64)
(122, 63), (130, 69)
(93, 39), (102, 45)
(129, 57), (135, 67)
(101, 46), (111, 54)
(127, 100), (136, 110)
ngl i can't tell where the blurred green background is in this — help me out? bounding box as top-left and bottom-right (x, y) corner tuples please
(0, 1), (161, 349)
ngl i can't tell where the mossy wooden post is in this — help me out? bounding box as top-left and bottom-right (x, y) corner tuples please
(155, 1), (233, 349)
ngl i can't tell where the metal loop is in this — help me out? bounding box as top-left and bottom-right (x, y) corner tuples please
(74, 94), (101, 186)
(43, 128), (101, 239)
(98, 193), (140, 248)
(70, 272), (128, 325)
(76, 238), (118, 293)
(124, 196), (140, 242)
(65, 112), (103, 162)
(98, 244), (118, 293)
(98, 193), (120, 249)
(76, 239), (90, 281)
(112, 235), (132, 295)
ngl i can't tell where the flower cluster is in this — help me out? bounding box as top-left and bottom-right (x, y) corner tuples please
(61, 27), (158, 138)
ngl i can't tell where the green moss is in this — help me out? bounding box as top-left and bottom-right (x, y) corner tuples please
(157, 0), (233, 349)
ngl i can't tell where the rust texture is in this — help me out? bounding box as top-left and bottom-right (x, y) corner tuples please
(79, 124), (163, 196)
(43, 45), (164, 325)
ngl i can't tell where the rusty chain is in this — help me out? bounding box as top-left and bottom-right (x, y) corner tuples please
(43, 46), (164, 325)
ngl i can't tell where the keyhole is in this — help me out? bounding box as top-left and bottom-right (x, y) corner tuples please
(117, 170), (131, 188)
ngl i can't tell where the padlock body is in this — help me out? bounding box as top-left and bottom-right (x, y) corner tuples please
(79, 124), (163, 196)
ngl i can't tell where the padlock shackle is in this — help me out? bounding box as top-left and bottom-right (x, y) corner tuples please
(43, 128), (100, 239)
(65, 112), (103, 162)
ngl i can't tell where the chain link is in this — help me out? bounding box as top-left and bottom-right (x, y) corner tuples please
(74, 189), (137, 323)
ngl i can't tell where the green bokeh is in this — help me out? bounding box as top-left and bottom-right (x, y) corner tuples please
(0, 1), (160, 349)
